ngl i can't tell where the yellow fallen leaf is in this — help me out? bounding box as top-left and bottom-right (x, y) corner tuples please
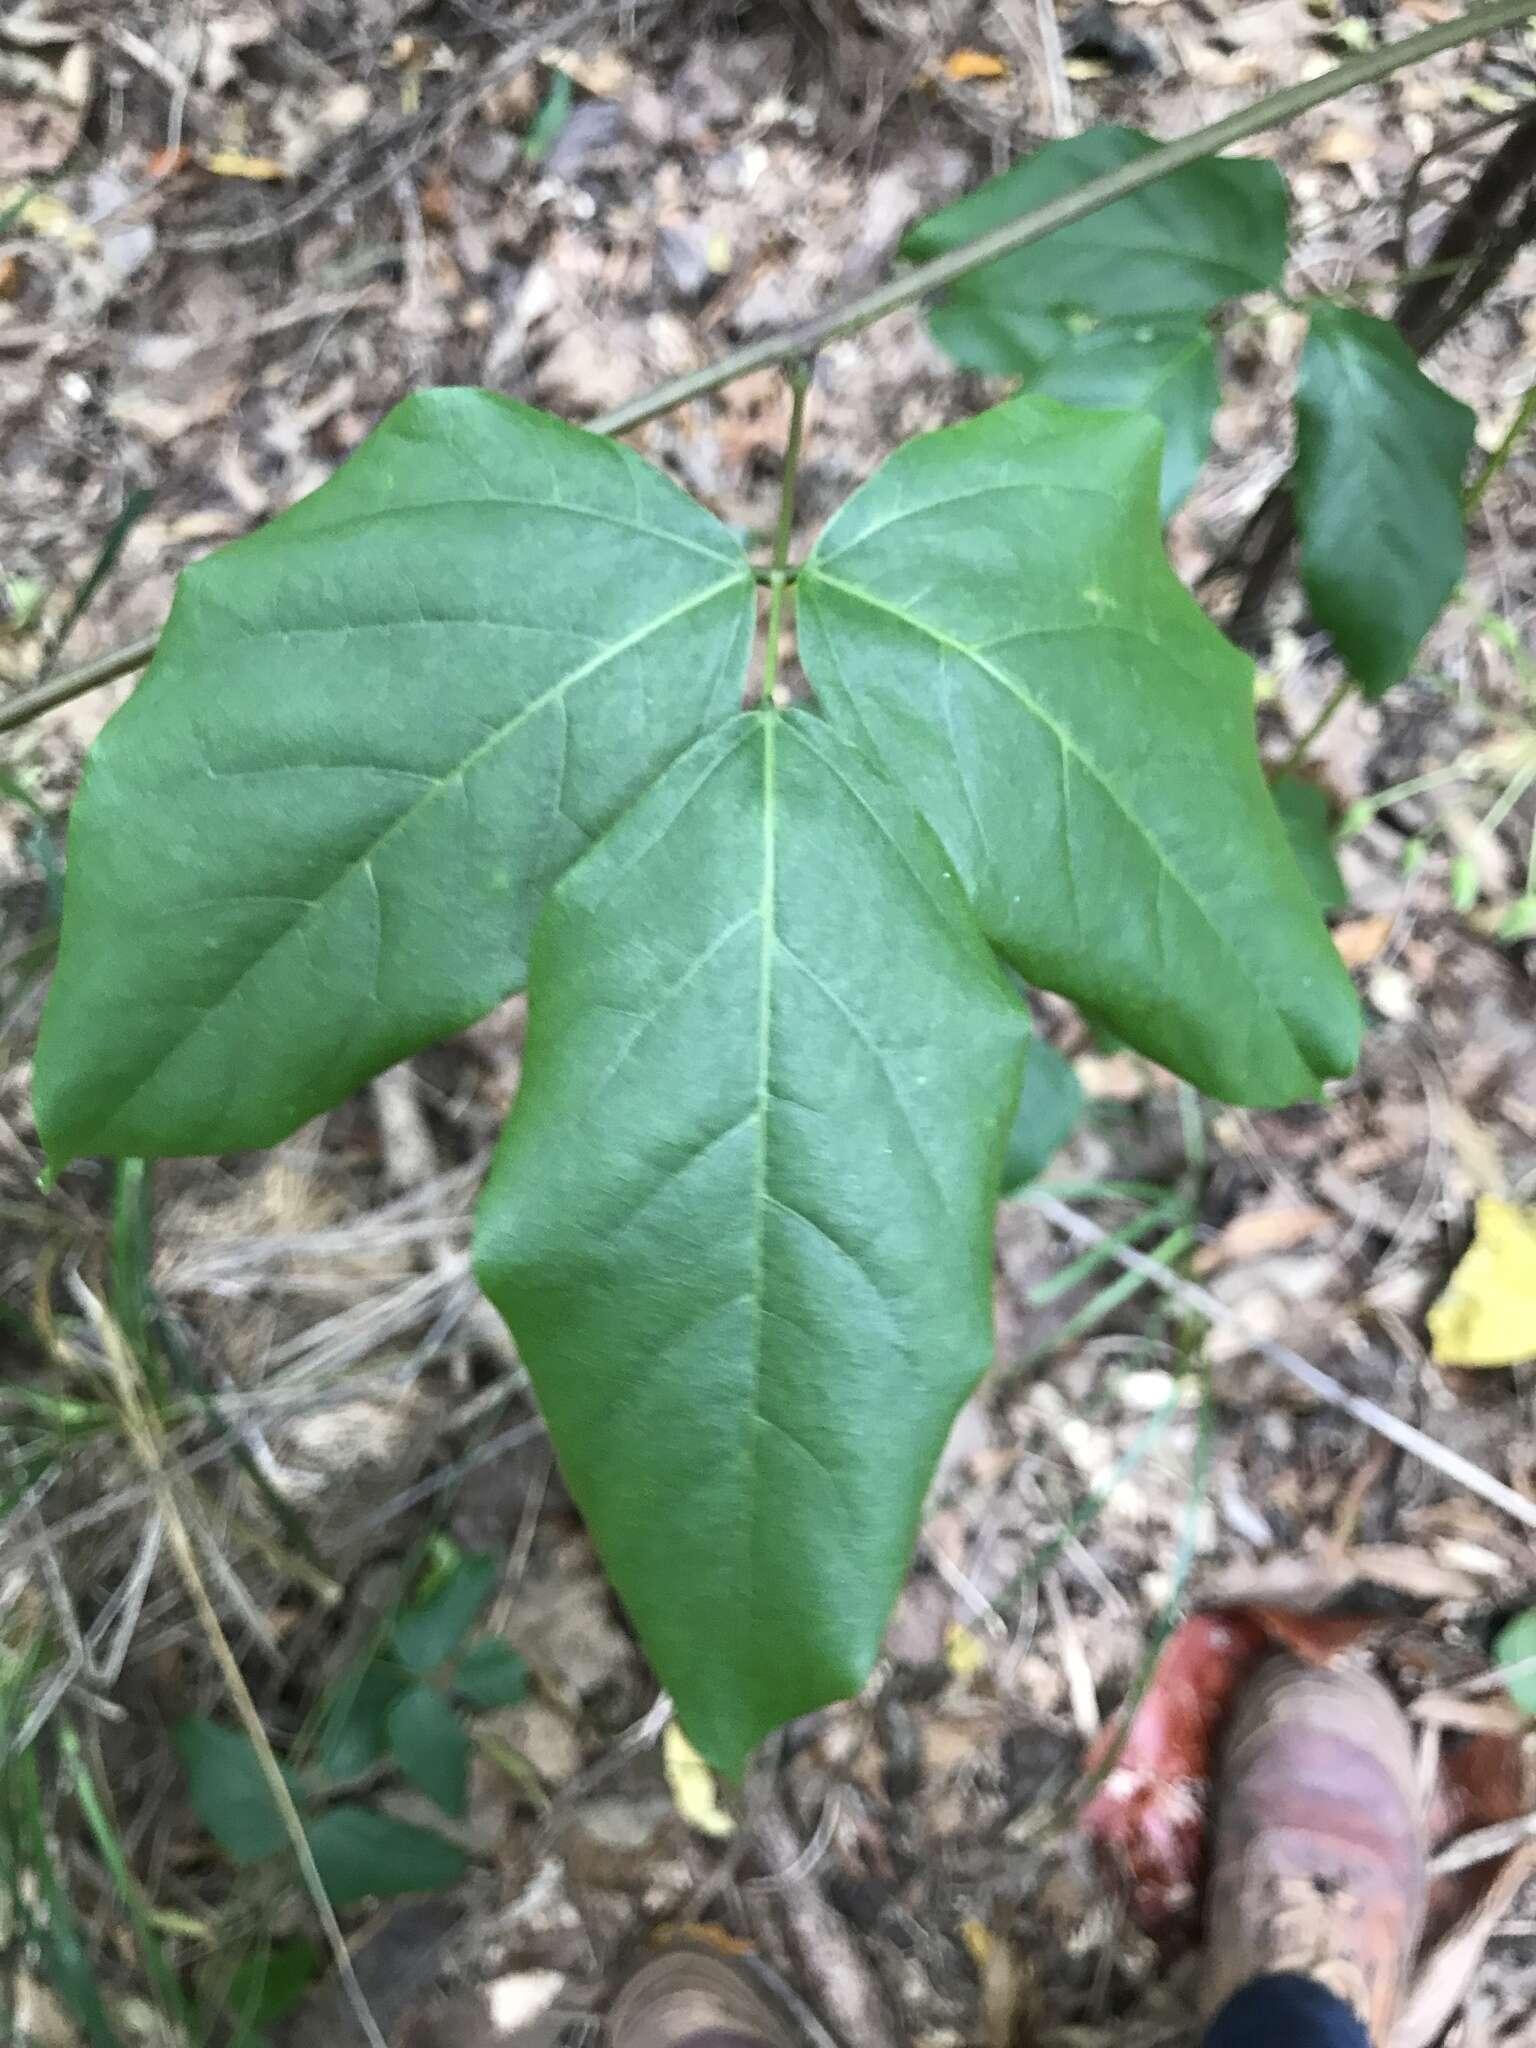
(960, 1919), (992, 1966)
(203, 151), (286, 181)
(1, 185), (94, 250)
(944, 1620), (987, 1680)
(943, 49), (1008, 82)
(662, 1722), (735, 1838)
(1428, 1197), (1536, 1367)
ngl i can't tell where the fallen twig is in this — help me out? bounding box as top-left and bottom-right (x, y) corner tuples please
(1024, 1189), (1536, 1534)
(1430, 1809), (1536, 1877)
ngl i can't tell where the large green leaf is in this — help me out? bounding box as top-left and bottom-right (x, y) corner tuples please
(797, 397), (1360, 1106)
(34, 391), (753, 1165)
(1293, 306), (1474, 696)
(903, 127), (1286, 374)
(1026, 320), (1218, 518)
(474, 710), (1026, 1774)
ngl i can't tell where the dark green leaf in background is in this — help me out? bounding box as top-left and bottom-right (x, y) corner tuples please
(903, 127), (1286, 373)
(305, 1805), (465, 1908)
(1026, 320), (1219, 518)
(173, 1719), (299, 1866)
(1000, 1037), (1085, 1195)
(317, 1663), (408, 1781)
(452, 1637), (528, 1709)
(797, 397), (1360, 1107)
(387, 1683), (470, 1816)
(391, 1551), (496, 1673)
(1293, 306), (1475, 695)
(34, 391), (754, 1165)
(475, 711), (1027, 1774)
(226, 1938), (321, 2045)
(1269, 774), (1348, 914)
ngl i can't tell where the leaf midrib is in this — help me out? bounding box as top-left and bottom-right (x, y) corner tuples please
(100, 570), (748, 1136)
(745, 713), (777, 1661)
(802, 568), (1306, 1068)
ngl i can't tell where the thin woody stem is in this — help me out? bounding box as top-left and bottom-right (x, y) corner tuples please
(1279, 677), (1354, 776)
(761, 361), (812, 709)
(1465, 372), (1536, 512)
(7, 0), (1531, 736)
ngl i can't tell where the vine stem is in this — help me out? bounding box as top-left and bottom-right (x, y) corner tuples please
(1465, 372), (1536, 512)
(6, 0), (1531, 736)
(761, 362), (811, 708)
(0, 632), (160, 739)
(1279, 676), (1353, 776)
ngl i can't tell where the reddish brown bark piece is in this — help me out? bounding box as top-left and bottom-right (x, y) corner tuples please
(1078, 1599), (1532, 2038)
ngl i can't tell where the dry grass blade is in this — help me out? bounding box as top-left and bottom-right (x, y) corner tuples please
(1431, 1810), (1536, 1878)
(91, 1305), (388, 2048)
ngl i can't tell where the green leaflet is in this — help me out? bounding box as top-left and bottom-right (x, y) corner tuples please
(1293, 305), (1474, 695)
(474, 711), (1026, 1774)
(1269, 774), (1347, 913)
(173, 1719), (302, 1866)
(34, 390), (754, 1164)
(797, 397), (1360, 1107)
(1495, 1609), (1536, 1717)
(1001, 1036), (1084, 1195)
(1026, 320), (1219, 518)
(387, 1684), (470, 1816)
(305, 1806), (465, 1907)
(391, 1550), (496, 1672)
(903, 126), (1286, 373)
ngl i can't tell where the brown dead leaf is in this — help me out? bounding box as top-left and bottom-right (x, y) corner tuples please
(1192, 1203), (1332, 1274)
(1344, 1545), (1482, 1602)
(942, 49), (1009, 82)
(0, 41), (90, 176)
(540, 43), (631, 96)
(1315, 123), (1376, 165)
(1333, 914), (1393, 967)
(1076, 1052), (1147, 1101)
(1443, 1104), (1507, 1200)
(1396, 1734), (1536, 2048)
